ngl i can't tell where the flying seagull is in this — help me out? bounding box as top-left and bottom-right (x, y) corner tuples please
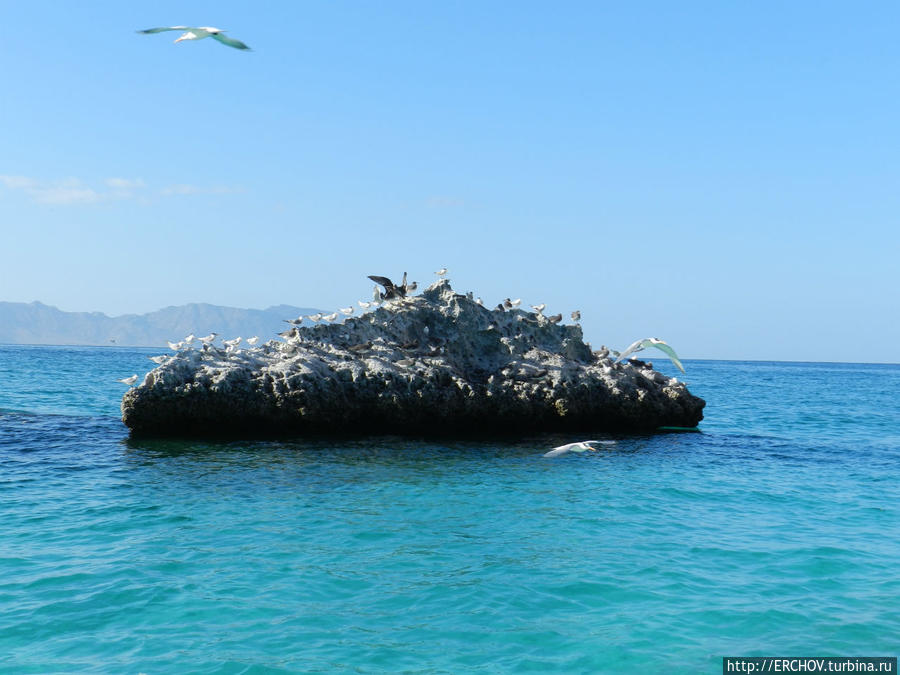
(542, 440), (616, 458)
(138, 26), (251, 50)
(615, 337), (686, 373)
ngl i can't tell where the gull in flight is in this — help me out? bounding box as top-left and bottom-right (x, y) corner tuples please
(137, 26), (251, 51)
(543, 440), (616, 458)
(615, 337), (686, 373)
(117, 375), (139, 386)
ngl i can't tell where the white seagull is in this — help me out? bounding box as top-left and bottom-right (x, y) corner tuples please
(542, 440), (616, 458)
(322, 312), (339, 322)
(339, 306), (354, 315)
(138, 26), (251, 51)
(307, 313), (322, 322)
(246, 336), (259, 346)
(531, 303), (546, 315)
(198, 332), (218, 345)
(118, 375), (139, 386)
(571, 310), (581, 322)
(149, 355), (168, 364)
(167, 340), (184, 351)
(615, 337), (686, 373)
(435, 268), (448, 277)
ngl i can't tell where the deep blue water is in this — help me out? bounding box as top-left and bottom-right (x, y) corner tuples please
(1, 345), (898, 673)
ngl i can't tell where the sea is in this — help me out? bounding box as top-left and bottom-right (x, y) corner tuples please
(1, 345), (898, 674)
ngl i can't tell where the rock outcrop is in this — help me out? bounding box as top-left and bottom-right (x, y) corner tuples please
(122, 281), (705, 437)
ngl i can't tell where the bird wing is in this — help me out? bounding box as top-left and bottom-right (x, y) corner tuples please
(649, 341), (686, 374)
(615, 338), (649, 363)
(137, 26), (191, 34)
(211, 33), (251, 50)
(368, 275), (396, 292)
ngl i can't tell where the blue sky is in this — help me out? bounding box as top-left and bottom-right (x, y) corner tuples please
(1, 1), (897, 362)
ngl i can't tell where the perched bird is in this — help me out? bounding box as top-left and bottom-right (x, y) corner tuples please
(615, 337), (686, 373)
(278, 327), (298, 340)
(358, 300), (372, 308)
(198, 332), (218, 345)
(495, 303), (506, 312)
(339, 307), (354, 315)
(167, 340), (183, 351)
(542, 440), (616, 458)
(118, 375), (139, 386)
(149, 355), (168, 364)
(571, 310), (581, 322)
(435, 268), (448, 277)
(407, 281), (418, 293)
(531, 303), (546, 315)
(307, 313), (323, 322)
(475, 297), (484, 306)
(138, 26), (251, 50)
(368, 273), (410, 300)
(184, 334), (196, 344)
(547, 313), (563, 324)
(284, 317), (304, 325)
(223, 337), (242, 348)
(246, 336), (259, 346)
(507, 298), (522, 309)
(322, 312), (339, 322)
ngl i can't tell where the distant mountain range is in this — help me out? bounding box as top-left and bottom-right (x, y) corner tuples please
(0, 301), (325, 348)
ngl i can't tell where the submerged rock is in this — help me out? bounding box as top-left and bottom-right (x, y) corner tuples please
(122, 281), (705, 437)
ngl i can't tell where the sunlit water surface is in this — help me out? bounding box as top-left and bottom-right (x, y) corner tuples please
(1, 346), (898, 673)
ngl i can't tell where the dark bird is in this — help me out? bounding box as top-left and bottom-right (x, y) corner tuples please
(368, 273), (410, 300)
(571, 310), (581, 322)
(547, 313), (563, 324)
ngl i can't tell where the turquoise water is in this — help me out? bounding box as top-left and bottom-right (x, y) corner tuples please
(1, 345), (898, 673)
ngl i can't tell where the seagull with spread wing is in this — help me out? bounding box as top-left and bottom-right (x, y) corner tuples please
(615, 337), (686, 373)
(138, 26), (251, 50)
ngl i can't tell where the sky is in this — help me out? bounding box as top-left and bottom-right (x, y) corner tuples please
(1, 1), (898, 362)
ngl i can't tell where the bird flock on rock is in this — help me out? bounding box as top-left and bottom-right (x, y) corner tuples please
(119, 267), (687, 383)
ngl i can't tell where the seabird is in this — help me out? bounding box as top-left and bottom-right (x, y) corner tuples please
(571, 310), (581, 322)
(358, 300), (372, 308)
(531, 303), (546, 315)
(495, 303), (506, 312)
(117, 375), (139, 386)
(339, 307), (354, 315)
(149, 355), (168, 364)
(547, 313), (563, 324)
(246, 336), (259, 346)
(322, 312), (339, 322)
(475, 297), (484, 306)
(435, 268), (448, 277)
(368, 273), (409, 300)
(615, 337), (686, 373)
(407, 281), (418, 293)
(542, 440), (616, 458)
(223, 337), (242, 348)
(198, 332), (218, 345)
(307, 313), (322, 322)
(284, 317), (304, 325)
(184, 334), (196, 344)
(138, 26), (251, 50)
(167, 340), (183, 351)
